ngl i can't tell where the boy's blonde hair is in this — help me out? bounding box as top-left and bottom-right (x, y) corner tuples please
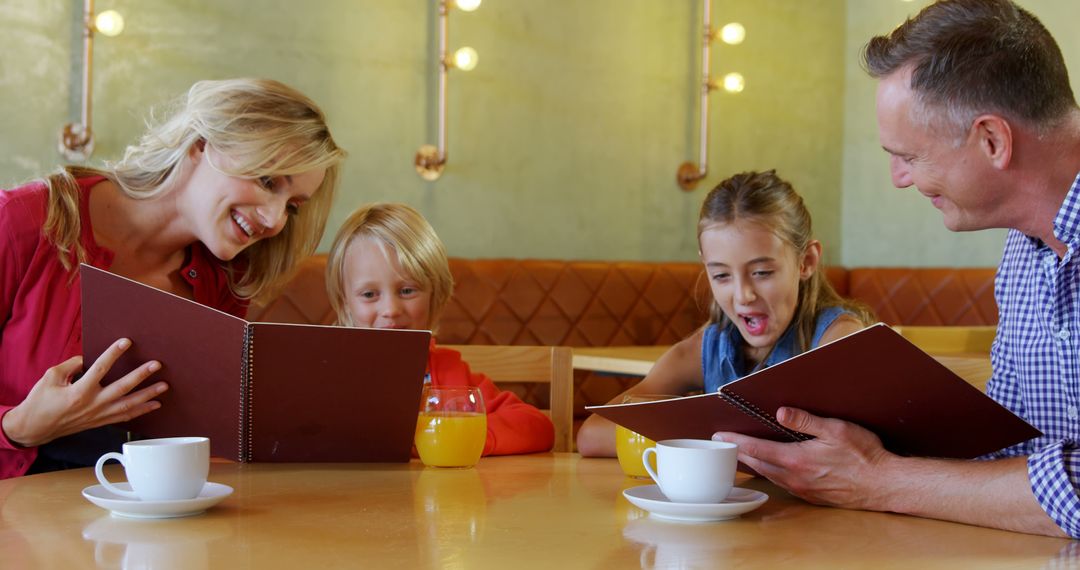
(698, 170), (875, 353)
(326, 202), (455, 329)
(43, 78), (345, 303)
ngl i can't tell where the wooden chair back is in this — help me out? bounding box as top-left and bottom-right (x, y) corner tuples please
(891, 325), (996, 354)
(444, 345), (574, 452)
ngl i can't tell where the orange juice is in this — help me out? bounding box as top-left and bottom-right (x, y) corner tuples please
(615, 424), (656, 479)
(415, 411), (487, 468)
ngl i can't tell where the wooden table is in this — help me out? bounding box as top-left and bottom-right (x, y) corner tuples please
(0, 454), (1070, 568)
(572, 346), (670, 376)
(574, 346), (993, 390)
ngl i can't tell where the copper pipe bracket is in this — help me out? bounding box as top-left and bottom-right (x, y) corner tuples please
(59, 123), (94, 162)
(415, 144), (446, 181)
(676, 161), (706, 191)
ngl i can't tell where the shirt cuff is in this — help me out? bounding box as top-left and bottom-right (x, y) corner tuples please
(1028, 439), (1080, 538)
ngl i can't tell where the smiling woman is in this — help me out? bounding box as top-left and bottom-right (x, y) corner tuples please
(0, 78), (346, 479)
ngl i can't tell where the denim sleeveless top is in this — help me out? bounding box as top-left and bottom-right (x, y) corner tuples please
(701, 306), (847, 393)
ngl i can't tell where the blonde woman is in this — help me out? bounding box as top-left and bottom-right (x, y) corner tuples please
(0, 78), (345, 477)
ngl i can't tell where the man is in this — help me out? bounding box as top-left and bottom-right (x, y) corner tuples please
(716, 0), (1080, 538)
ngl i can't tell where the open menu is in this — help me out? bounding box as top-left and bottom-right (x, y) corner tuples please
(80, 264), (431, 463)
(587, 323), (1040, 459)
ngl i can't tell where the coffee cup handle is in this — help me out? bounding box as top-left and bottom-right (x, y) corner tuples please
(641, 447), (660, 484)
(95, 452), (139, 499)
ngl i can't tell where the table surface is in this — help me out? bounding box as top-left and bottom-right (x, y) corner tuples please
(0, 454), (1071, 569)
(573, 346), (993, 390)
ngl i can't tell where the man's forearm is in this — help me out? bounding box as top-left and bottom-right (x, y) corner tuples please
(872, 455), (1067, 537)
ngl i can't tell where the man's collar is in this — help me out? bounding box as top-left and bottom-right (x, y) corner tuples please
(1051, 172), (1080, 244)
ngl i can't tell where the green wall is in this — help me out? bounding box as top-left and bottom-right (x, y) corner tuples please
(14, 1), (1079, 269)
(0, 0), (846, 263)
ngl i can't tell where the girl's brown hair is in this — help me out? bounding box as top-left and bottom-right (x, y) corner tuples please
(698, 170), (874, 353)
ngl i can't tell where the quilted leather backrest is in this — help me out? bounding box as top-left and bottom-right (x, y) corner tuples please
(847, 267), (998, 326)
(438, 259), (712, 346)
(250, 256), (720, 345)
(249, 256), (997, 331)
(252, 255), (337, 326)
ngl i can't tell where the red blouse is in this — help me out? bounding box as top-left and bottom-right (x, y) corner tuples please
(0, 177), (245, 478)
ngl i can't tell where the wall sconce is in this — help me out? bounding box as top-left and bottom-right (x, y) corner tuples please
(676, 1), (745, 191)
(59, 0), (125, 162)
(415, 0), (481, 181)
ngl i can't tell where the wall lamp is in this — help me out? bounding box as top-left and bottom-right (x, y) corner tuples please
(59, 0), (125, 162)
(415, 0), (481, 181)
(676, 0), (745, 191)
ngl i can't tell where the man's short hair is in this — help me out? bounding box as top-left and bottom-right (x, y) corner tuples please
(862, 0), (1076, 135)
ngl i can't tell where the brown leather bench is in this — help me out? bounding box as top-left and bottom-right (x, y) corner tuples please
(251, 255), (998, 331)
(250, 256), (998, 420)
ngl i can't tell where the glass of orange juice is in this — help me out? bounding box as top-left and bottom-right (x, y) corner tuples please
(615, 394), (674, 478)
(415, 386), (487, 468)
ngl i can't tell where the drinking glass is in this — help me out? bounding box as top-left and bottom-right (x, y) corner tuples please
(615, 394), (675, 478)
(415, 386), (487, 468)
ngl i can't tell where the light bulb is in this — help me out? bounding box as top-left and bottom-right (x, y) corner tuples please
(94, 10), (125, 37)
(453, 47), (479, 71)
(719, 23), (745, 45)
(456, 0), (482, 12)
(722, 72), (745, 93)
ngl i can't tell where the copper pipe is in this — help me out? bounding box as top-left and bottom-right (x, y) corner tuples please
(677, 0), (713, 191)
(82, 0), (94, 135)
(437, 0), (448, 161)
(415, 0), (450, 180)
(697, 0), (711, 178)
(59, 0), (95, 160)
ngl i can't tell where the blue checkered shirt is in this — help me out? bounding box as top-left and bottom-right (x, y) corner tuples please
(983, 173), (1080, 538)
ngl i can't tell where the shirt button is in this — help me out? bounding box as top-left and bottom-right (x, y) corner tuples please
(188, 268), (198, 279)
(1069, 406), (1079, 420)
(1058, 329), (1070, 340)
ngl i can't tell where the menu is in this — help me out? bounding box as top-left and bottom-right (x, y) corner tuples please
(587, 324), (1040, 459)
(80, 264), (431, 463)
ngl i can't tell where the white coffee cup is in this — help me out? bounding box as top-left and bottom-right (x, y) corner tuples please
(95, 437), (210, 501)
(641, 439), (737, 504)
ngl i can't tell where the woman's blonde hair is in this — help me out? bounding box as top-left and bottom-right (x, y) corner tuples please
(326, 202), (455, 329)
(42, 78), (345, 302)
(698, 170), (874, 353)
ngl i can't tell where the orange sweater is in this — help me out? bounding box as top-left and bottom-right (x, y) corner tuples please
(427, 343), (554, 456)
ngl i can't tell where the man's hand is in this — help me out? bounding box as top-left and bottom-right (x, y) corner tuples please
(714, 406), (896, 511)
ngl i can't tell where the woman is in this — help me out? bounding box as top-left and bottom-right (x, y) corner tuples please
(0, 78), (346, 478)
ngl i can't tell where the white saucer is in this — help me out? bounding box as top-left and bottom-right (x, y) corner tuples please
(622, 485), (767, 523)
(82, 482), (234, 519)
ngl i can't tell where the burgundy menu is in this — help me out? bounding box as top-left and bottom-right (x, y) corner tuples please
(587, 324), (1040, 459)
(80, 264), (430, 463)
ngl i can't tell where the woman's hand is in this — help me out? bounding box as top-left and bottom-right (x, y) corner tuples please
(1, 338), (167, 448)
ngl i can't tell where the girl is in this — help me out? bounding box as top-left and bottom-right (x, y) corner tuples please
(326, 202), (554, 456)
(0, 78), (345, 478)
(577, 170), (874, 456)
